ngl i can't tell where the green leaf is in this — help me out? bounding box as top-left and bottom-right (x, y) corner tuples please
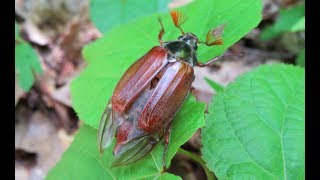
(90, 0), (171, 33)
(202, 64), (305, 179)
(259, 26), (281, 41)
(47, 95), (204, 179)
(15, 43), (43, 92)
(158, 173), (182, 180)
(74, 0), (262, 127)
(260, 5), (305, 41)
(296, 48), (305, 67)
(274, 5), (305, 32)
(291, 16), (305, 32)
(205, 77), (225, 93)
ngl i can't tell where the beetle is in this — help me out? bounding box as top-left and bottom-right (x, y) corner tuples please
(98, 10), (225, 170)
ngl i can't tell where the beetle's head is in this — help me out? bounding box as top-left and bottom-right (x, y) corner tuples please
(169, 10), (225, 51)
(178, 33), (199, 51)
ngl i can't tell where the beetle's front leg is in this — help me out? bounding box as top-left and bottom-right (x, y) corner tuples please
(162, 122), (172, 172)
(196, 53), (244, 67)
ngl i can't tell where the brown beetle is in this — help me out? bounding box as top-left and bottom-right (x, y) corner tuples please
(98, 10), (224, 170)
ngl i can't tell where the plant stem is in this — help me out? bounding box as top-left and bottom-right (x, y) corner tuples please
(177, 148), (216, 180)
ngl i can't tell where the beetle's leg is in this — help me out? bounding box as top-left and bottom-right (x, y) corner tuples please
(195, 56), (221, 67)
(196, 53), (244, 67)
(162, 123), (172, 172)
(158, 17), (165, 44)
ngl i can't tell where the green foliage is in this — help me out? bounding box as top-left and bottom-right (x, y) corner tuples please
(291, 16), (305, 32)
(260, 5), (305, 41)
(296, 48), (305, 67)
(202, 64), (305, 179)
(90, 0), (171, 32)
(15, 35), (43, 92)
(46, 96), (204, 179)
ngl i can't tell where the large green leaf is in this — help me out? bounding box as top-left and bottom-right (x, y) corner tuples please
(15, 43), (43, 92)
(90, 0), (171, 32)
(74, 0), (262, 128)
(260, 5), (305, 41)
(46, 95), (204, 179)
(202, 64), (305, 179)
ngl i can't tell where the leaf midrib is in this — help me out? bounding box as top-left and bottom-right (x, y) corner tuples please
(276, 67), (300, 180)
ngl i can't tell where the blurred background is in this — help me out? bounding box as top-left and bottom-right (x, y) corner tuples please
(15, 0), (304, 179)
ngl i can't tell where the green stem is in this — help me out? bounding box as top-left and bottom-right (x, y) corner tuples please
(177, 148), (216, 180)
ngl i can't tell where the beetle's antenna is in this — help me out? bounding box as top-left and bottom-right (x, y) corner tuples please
(170, 10), (187, 35)
(198, 24), (226, 46)
(158, 17), (165, 44)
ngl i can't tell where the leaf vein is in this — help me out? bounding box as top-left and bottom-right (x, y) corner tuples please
(222, 94), (278, 178)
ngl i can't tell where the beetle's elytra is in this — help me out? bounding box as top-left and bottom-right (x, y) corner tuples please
(98, 10), (225, 170)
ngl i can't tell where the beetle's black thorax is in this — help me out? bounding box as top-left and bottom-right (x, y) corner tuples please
(162, 33), (199, 67)
(163, 41), (197, 67)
